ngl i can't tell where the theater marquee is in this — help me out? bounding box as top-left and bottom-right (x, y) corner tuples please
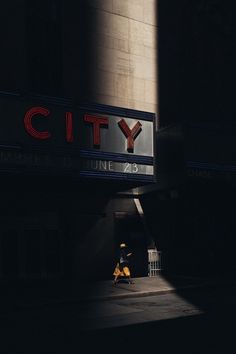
(0, 93), (155, 183)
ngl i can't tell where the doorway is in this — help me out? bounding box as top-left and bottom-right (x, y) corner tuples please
(114, 212), (148, 277)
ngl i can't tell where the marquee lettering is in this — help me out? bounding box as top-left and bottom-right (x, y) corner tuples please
(23, 107), (143, 153)
(24, 106), (51, 140)
(118, 119), (142, 152)
(84, 114), (109, 147)
(65, 111), (73, 143)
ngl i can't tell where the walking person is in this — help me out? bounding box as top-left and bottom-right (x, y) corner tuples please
(113, 243), (133, 284)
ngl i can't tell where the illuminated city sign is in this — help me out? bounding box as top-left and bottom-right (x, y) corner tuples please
(0, 94), (155, 183)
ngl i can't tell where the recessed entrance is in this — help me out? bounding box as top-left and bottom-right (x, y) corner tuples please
(114, 212), (148, 278)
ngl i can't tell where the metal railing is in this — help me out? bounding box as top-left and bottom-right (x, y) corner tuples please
(148, 249), (162, 276)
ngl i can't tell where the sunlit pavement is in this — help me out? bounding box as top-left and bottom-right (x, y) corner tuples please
(2, 276), (236, 353)
(79, 292), (205, 331)
(77, 275), (236, 331)
(2, 274), (233, 309)
(82, 275), (224, 301)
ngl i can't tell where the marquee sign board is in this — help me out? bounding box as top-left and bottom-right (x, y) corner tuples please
(0, 93), (155, 183)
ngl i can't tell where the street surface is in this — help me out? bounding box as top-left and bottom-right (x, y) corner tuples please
(1, 284), (236, 353)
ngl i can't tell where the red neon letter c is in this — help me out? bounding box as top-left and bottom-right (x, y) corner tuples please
(24, 106), (51, 140)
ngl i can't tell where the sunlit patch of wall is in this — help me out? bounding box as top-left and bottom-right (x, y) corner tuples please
(62, 0), (158, 120)
(87, 0), (158, 115)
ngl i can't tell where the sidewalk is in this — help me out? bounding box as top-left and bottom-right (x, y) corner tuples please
(83, 275), (210, 301)
(80, 273), (236, 302)
(3, 274), (236, 310)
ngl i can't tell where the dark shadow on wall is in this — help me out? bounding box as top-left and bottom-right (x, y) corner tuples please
(158, 0), (236, 127)
(156, 0), (236, 272)
(140, 179), (236, 278)
(0, 175), (117, 280)
(0, 0), (94, 101)
(150, 0), (236, 347)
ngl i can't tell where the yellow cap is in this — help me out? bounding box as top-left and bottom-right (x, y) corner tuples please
(120, 243), (127, 248)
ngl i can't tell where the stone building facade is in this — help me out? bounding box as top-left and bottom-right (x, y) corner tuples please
(0, 0), (158, 281)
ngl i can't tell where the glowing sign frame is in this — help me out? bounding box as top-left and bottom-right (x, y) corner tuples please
(0, 92), (156, 183)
